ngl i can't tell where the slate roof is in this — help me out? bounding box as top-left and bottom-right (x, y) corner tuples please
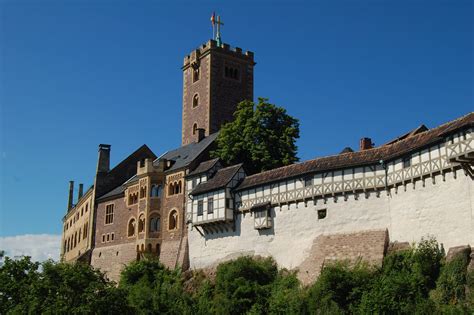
(190, 164), (243, 195)
(155, 133), (218, 172)
(188, 158), (220, 177)
(237, 112), (473, 191)
(97, 185), (126, 201)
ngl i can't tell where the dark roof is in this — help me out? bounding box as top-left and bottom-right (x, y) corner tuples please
(155, 133), (218, 172)
(97, 184), (126, 201)
(188, 158), (220, 177)
(237, 112), (473, 191)
(340, 147), (354, 154)
(384, 124), (428, 145)
(190, 164), (243, 195)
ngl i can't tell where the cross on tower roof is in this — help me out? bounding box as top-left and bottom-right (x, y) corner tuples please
(210, 12), (224, 47)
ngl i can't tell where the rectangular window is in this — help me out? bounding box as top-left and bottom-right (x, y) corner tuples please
(225, 198), (231, 208)
(111, 233), (114, 241)
(403, 157), (411, 168)
(197, 200), (203, 216)
(304, 176), (313, 187)
(208, 197), (214, 214)
(318, 209), (327, 220)
(102, 234), (105, 243)
(105, 204), (114, 224)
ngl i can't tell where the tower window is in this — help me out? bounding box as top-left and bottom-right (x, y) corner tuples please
(193, 123), (198, 135)
(169, 210), (178, 230)
(193, 94), (199, 108)
(224, 65), (240, 80)
(192, 66), (200, 83)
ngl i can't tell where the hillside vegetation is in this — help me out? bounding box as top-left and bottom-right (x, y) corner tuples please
(1, 239), (473, 314)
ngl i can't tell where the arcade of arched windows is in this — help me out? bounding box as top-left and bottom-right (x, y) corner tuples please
(150, 184), (163, 198)
(64, 219), (89, 254)
(168, 180), (183, 196)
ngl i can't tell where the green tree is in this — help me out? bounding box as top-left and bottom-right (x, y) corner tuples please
(0, 256), (130, 314)
(119, 258), (193, 314)
(211, 98), (300, 174)
(212, 256), (278, 314)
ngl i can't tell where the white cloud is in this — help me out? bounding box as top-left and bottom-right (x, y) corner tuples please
(0, 234), (62, 262)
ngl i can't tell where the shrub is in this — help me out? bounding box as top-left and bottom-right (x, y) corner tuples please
(268, 270), (306, 314)
(119, 258), (192, 314)
(307, 261), (373, 314)
(212, 256), (278, 315)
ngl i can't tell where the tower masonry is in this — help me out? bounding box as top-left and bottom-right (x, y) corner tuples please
(181, 39), (255, 145)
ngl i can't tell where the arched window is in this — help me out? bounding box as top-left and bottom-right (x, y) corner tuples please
(78, 228), (82, 242)
(193, 123), (198, 135)
(140, 186), (146, 199)
(156, 244), (161, 256)
(138, 215), (145, 233)
(192, 94), (199, 108)
(147, 243), (152, 252)
(128, 218), (136, 237)
(151, 185), (163, 197)
(169, 210), (178, 230)
(149, 215), (160, 232)
(168, 183), (174, 196)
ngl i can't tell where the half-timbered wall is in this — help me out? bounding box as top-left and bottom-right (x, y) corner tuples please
(188, 128), (474, 271)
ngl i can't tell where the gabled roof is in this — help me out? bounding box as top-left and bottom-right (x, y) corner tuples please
(190, 164), (243, 195)
(155, 133), (218, 172)
(237, 112), (473, 191)
(384, 124), (428, 145)
(188, 158), (220, 177)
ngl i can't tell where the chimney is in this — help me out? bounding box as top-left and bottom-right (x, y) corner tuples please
(97, 144), (111, 173)
(359, 137), (374, 151)
(78, 183), (84, 200)
(196, 128), (205, 142)
(68, 181), (74, 211)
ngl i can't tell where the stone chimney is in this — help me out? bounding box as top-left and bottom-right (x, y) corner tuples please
(196, 128), (206, 142)
(359, 137), (374, 151)
(97, 144), (111, 174)
(68, 181), (74, 211)
(78, 183), (84, 200)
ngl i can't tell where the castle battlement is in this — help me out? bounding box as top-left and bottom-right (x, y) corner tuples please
(183, 39), (254, 68)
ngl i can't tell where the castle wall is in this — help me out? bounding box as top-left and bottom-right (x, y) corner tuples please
(188, 171), (473, 271)
(91, 243), (137, 283)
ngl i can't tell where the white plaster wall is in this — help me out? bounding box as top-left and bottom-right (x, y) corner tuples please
(188, 172), (473, 270)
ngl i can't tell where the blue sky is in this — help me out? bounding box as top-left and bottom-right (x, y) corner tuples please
(0, 0), (472, 241)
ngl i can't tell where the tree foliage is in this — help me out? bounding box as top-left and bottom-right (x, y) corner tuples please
(211, 98), (300, 174)
(2, 238), (473, 314)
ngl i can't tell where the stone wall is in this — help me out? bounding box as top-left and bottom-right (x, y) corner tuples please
(91, 243), (137, 283)
(188, 171), (473, 280)
(298, 230), (388, 285)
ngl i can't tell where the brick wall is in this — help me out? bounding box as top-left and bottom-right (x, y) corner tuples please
(298, 229), (389, 285)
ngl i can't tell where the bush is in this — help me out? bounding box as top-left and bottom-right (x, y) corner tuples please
(119, 258), (192, 314)
(212, 256), (278, 315)
(268, 270), (306, 315)
(307, 261), (373, 314)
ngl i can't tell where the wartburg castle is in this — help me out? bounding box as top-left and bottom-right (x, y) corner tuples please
(60, 20), (474, 284)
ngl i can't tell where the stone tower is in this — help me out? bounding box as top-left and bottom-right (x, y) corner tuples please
(181, 39), (255, 145)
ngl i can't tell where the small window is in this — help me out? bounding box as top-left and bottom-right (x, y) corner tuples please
(106, 234), (110, 242)
(169, 210), (178, 230)
(128, 219), (136, 237)
(138, 215), (145, 233)
(193, 123), (198, 135)
(105, 204), (114, 224)
(224, 65), (240, 80)
(197, 200), (204, 216)
(140, 186), (147, 199)
(102, 234), (105, 243)
(85, 203), (88, 212)
(111, 233), (114, 241)
(225, 198), (231, 208)
(192, 94), (199, 108)
(403, 157), (411, 168)
(304, 176), (313, 187)
(81, 208), (84, 216)
(208, 197), (214, 214)
(192, 66), (200, 83)
(318, 209), (327, 220)
(192, 178), (197, 188)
